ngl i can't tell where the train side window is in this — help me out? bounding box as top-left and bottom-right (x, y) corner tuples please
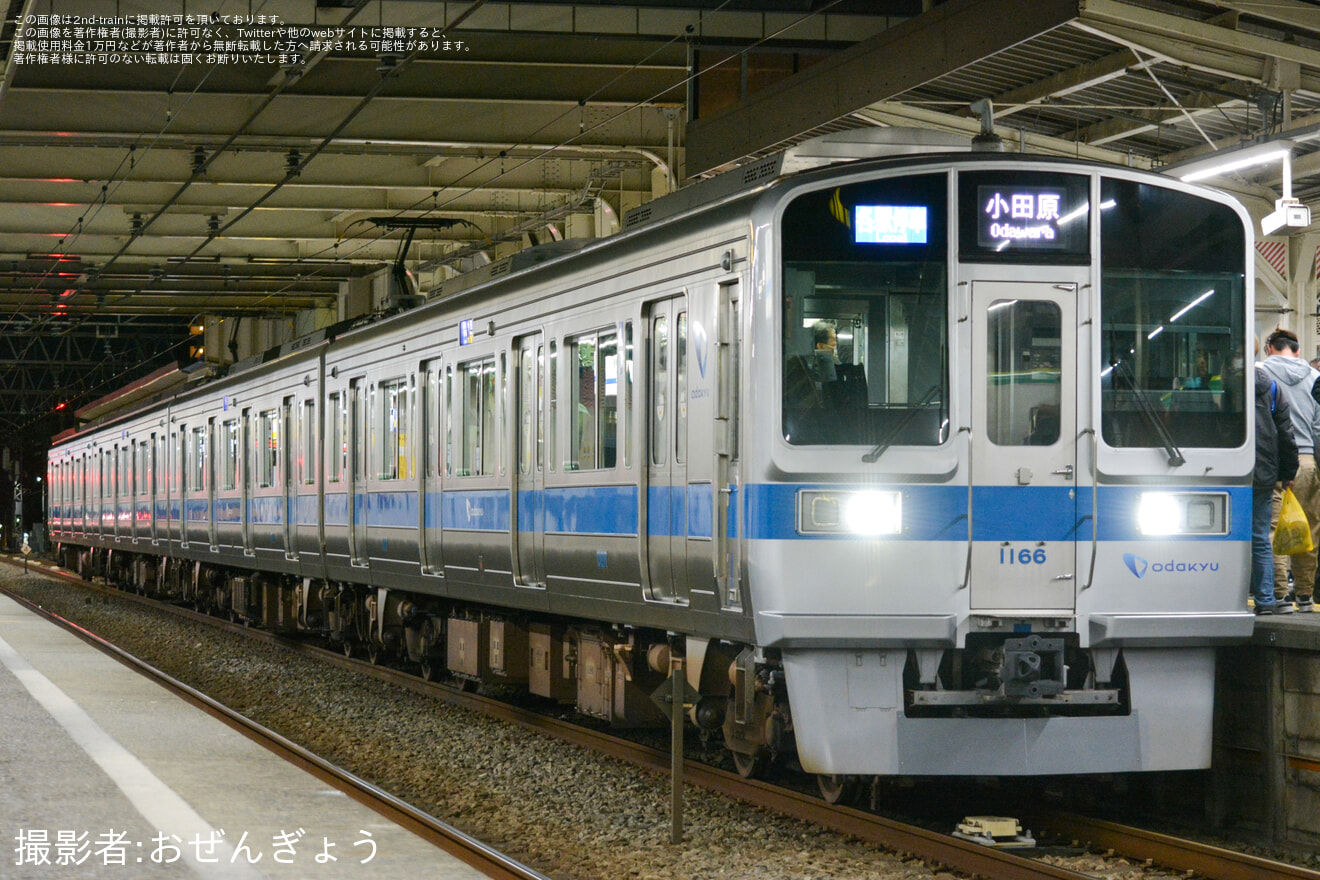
(136, 440), (149, 496)
(299, 399), (316, 485)
(623, 323), (633, 469)
(120, 444), (131, 497)
(172, 432), (182, 495)
(548, 342), (557, 473)
(327, 392), (344, 483)
(675, 313), (687, 464)
(222, 420), (238, 490)
(651, 316), (668, 467)
(569, 331), (618, 470)
(423, 365), (441, 479)
(536, 345), (545, 472)
(154, 434), (164, 495)
(378, 377), (409, 480)
(190, 426), (207, 492)
(258, 409), (278, 488)
(460, 357), (496, 476)
(519, 348), (534, 476)
(444, 366), (453, 477)
(499, 353), (507, 476)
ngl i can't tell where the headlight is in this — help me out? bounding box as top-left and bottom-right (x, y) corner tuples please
(1136, 492), (1228, 535)
(798, 489), (902, 535)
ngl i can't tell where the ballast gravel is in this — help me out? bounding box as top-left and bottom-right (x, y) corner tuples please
(2, 565), (1286, 880)
(2, 570), (942, 880)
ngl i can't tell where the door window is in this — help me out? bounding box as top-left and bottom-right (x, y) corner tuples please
(985, 299), (1061, 447)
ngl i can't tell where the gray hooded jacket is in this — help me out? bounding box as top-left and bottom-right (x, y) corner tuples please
(1260, 354), (1320, 455)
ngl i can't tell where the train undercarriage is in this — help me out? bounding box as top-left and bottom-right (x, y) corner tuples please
(61, 544), (796, 775)
(61, 543), (1139, 801)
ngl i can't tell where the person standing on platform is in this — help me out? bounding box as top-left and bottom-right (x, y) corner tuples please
(1254, 364), (1297, 614)
(1261, 328), (1320, 612)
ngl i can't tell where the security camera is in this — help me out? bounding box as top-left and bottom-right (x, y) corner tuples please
(1261, 198), (1312, 235)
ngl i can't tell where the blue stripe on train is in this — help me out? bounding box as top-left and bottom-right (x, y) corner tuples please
(140, 483), (1250, 543)
(741, 484), (1250, 542)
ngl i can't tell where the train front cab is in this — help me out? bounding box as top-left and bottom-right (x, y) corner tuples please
(752, 158), (1256, 777)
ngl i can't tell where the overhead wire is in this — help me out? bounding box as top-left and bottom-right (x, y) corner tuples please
(235, 0), (851, 316)
(24, 0), (849, 431)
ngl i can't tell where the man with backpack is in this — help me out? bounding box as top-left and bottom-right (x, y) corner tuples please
(1255, 360), (1297, 613)
(1260, 328), (1319, 612)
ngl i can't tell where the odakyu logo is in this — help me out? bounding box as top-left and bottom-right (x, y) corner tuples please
(1123, 552), (1218, 578)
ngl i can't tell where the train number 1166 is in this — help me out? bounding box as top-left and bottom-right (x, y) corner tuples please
(1001, 547), (1047, 565)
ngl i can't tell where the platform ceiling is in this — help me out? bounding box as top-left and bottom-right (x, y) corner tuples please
(0, 0), (1317, 438)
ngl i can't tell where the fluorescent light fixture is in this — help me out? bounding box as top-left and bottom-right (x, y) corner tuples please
(987, 299), (1018, 312)
(1099, 199), (1116, 210)
(1169, 289), (1215, 323)
(1180, 148), (1290, 182)
(1168, 140), (1295, 183)
(1147, 325), (1165, 340)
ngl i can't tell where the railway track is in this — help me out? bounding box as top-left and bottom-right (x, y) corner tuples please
(0, 564), (549, 880)
(6, 554), (1317, 880)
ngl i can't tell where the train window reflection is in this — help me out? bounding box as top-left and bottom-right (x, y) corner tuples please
(222, 419), (239, 490)
(460, 358), (497, 477)
(985, 300), (1061, 446)
(377, 377), (409, 480)
(1100, 179), (1246, 449)
(781, 173), (948, 447)
(570, 331), (619, 470)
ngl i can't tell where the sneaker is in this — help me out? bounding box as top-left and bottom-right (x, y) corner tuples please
(1275, 600), (1296, 614)
(1297, 598), (1314, 612)
(1255, 603), (1276, 615)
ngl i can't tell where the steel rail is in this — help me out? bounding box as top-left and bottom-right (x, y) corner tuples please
(1022, 811), (1320, 880)
(0, 579), (551, 880)
(9, 555), (1320, 880)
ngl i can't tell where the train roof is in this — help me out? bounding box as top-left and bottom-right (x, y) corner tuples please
(52, 130), (1221, 450)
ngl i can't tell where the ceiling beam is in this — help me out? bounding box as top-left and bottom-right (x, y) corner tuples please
(850, 101), (1151, 167)
(1077, 0), (1320, 77)
(1079, 82), (1252, 145)
(992, 47), (1142, 118)
(1208, 0), (1320, 34)
(684, 0), (1082, 175)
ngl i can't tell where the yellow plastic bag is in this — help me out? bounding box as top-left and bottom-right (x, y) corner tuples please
(1274, 488), (1314, 555)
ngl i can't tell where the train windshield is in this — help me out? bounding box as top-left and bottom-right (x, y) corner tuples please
(1099, 178), (1247, 449)
(780, 173), (949, 446)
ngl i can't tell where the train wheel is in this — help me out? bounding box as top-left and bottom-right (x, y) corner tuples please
(817, 774), (862, 806)
(732, 750), (766, 779)
(419, 657), (438, 682)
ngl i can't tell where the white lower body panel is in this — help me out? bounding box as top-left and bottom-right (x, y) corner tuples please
(783, 646), (1214, 775)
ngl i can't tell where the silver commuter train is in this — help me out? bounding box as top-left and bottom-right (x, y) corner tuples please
(47, 143), (1256, 785)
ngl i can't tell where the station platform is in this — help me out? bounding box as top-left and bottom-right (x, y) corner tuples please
(1214, 607), (1320, 850)
(0, 592), (491, 880)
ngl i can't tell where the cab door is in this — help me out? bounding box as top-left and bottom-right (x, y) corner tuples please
(970, 281), (1078, 612)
